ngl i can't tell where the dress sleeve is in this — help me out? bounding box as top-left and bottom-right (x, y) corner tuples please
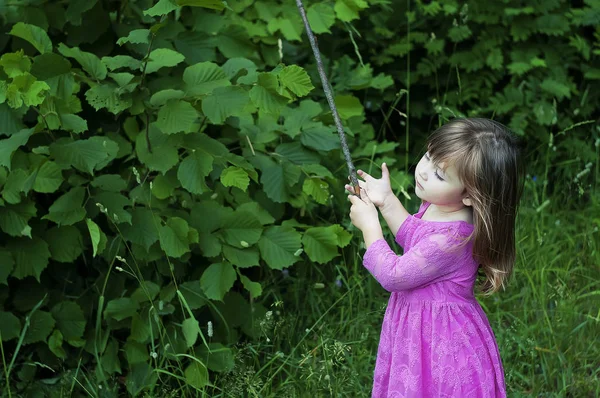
(362, 232), (462, 292)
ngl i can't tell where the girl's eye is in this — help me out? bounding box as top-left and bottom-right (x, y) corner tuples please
(434, 170), (445, 181)
(424, 153), (430, 160)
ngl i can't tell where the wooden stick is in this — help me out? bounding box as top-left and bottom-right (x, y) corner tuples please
(295, 0), (360, 196)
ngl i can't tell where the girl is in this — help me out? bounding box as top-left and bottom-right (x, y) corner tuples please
(346, 118), (523, 397)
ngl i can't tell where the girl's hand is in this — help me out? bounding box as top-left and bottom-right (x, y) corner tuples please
(345, 163), (393, 208)
(348, 188), (380, 232)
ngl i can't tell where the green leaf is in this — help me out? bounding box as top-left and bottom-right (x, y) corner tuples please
(86, 218), (102, 257)
(32, 161), (63, 193)
(184, 361), (209, 389)
(2, 169), (28, 205)
(144, 0), (180, 16)
(8, 236), (51, 280)
(57, 43), (107, 80)
(102, 55), (143, 72)
(0, 201), (36, 237)
(300, 123), (340, 151)
(0, 50), (32, 78)
(179, 281), (207, 310)
(279, 65), (314, 97)
(24, 310), (55, 345)
(249, 84), (288, 115)
(117, 29), (151, 46)
(198, 343), (235, 372)
(540, 78), (571, 100)
(183, 62), (231, 96)
(42, 187), (86, 226)
(334, 95), (364, 119)
(220, 166), (250, 191)
(200, 262), (237, 301)
(302, 225), (351, 264)
(149, 89), (185, 107)
(307, 3), (336, 34)
(0, 249), (15, 285)
(121, 208), (159, 251)
(0, 128), (34, 170)
(222, 245), (259, 268)
(51, 301), (86, 341)
(135, 125), (181, 174)
(94, 191), (132, 224)
(145, 48), (185, 74)
(177, 151), (214, 194)
(334, 0), (368, 22)
(60, 114), (88, 133)
(182, 318), (200, 347)
(159, 217), (192, 258)
(258, 226), (302, 270)
(6, 73), (50, 108)
(45, 225), (84, 262)
(155, 100), (199, 134)
(221, 211), (262, 248)
(303, 178), (330, 204)
(239, 274), (262, 299)
(91, 174), (127, 192)
(176, 0), (225, 11)
(49, 329), (66, 359)
(0, 311), (21, 341)
(9, 22), (53, 54)
(50, 137), (119, 175)
(31, 53), (72, 80)
(201, 86), (251, 124)
(131, 281), (160, 304)
(85, 83), (132, 114)
(104, 298), (140, 321)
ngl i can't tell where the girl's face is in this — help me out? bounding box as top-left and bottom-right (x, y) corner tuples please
(414, 152), (470, 208)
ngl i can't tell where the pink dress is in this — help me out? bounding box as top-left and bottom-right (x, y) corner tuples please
(363, 202), (506, 397)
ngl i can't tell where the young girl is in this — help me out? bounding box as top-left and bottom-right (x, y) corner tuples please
(346, 118), (522, 397)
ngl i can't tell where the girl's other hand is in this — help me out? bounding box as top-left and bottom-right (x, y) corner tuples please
(345, 163), (393, 208)
(348, 188), (380, 232)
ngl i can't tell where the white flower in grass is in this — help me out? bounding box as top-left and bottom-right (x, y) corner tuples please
(207, 321), (213, 338)
(150, 351), (158, 359)
(115, 266), (124, 272)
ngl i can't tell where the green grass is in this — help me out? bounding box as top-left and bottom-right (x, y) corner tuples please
(206, 183), (600, 397)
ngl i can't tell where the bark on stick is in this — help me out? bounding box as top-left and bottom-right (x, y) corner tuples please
(295, 0), (360, 196)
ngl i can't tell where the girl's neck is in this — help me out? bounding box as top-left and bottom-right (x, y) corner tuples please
(423, 202), (473, 224)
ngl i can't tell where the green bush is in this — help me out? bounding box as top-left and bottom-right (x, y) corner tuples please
(0, 0), (598, 396)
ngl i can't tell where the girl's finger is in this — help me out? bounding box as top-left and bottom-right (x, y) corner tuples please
(358, 169), (374, 181)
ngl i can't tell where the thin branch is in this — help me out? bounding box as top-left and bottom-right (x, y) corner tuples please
(295, 0), (360, 196)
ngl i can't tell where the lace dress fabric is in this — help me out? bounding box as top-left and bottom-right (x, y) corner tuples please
(363, 202), (506, 397)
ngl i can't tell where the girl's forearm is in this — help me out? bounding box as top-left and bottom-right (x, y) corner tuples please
(379, 194), (409, 236)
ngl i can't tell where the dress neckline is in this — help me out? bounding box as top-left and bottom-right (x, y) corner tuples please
(415, 202), (475, 234)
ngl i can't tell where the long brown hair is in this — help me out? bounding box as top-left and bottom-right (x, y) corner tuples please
(427, 118), (524, 294)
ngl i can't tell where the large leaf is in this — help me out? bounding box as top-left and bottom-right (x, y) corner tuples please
(198, 343), (235, 372)
(307, 3), (336, 34)
(0, 128), (34, 170)
(57, 43), (107, 80)
(222, 245), (259, 268)
(278, 65), (314, 97)
(144, 0), (180, 16)
(302, 225), (352, 264)
(135, 124), (181, 174)
(155, 99), (199, 134)
(0, 200), (36, 237)
(185, 361), (209, 389)
(200, 262), (236, 301)
(258, 226), (302, 270)
(45, 225), (84, 262)
(42, 187), (86, 226)
(145, 48), (185, 74)
(23, 310), (55, 345)
(104, 298), (139, 321)
(201, 85), (251, 124)
(0, 249), (15, 285)
(121, 208), (160, 251)
(220, 166), (250, 191)
(177, 151), (214, 194)
(8, 236), (51, 281)
(183, 62), (230, 96)
(0, 311), (21, 341)
(159, 217), (192, 258)
(182, 318), (200, 348)
(221, 211), (262, 248)
(9, 23), (53, 54)
(32, 161), (63, 193)
(51, 302), (86, 342)
(177, 0), (225, 11)
(50, 137), (119, 175)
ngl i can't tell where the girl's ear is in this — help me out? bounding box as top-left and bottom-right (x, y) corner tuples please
(462, 196), (473, 207)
